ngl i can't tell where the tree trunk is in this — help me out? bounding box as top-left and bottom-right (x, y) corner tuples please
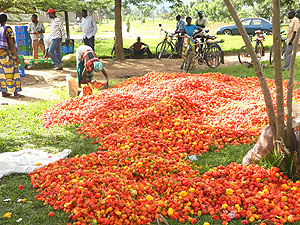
(114, 0), (124, 60)
(286, 27), (300, 150)
(140, 10), (143, 25)
(152, 10), (154, 24)
(64, 11), (70, 40)
(272, 0), (285, 141)
(223, 0), (277, 136)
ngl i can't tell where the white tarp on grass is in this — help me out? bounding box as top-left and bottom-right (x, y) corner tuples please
(0, 149), (71, 178)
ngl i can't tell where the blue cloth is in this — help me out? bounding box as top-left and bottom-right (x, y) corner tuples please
(49, 38), (62, 67)
(184, 24), (199, 42)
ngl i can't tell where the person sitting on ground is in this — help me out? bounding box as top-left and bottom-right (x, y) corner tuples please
(0, 13), (24, 98)
(130, 37), (154, 58)
(76, 45), (108, 91)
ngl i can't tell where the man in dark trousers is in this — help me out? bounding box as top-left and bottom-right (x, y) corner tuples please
(130, 37), (154, 58)
(283, 10), (299, 71)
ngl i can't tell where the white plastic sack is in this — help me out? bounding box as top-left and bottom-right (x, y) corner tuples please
(242, 125), (274, 165)
(0, 149), (71, 178)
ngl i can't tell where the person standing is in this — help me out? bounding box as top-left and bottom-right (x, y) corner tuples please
(0, 13), (24, 98)
(195, 10), (208, 29)
(81, 10), (97, 51)
(27, 14), (46, 59)
(76, 45), (108, 89)
(126, 20), (131, 33)
(175, 15), (185, 53)
(181, 17), (199, 70)
(283, 10), (300, 71)
(175, 15), (185, 35)
(33, 7), (66, 70)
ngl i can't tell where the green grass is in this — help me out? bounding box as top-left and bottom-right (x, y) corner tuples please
(194, 56), (300, 83)
(43, 19), (286, 58)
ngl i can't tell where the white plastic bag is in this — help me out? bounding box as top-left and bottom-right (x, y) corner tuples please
(242, 125), (274, 165)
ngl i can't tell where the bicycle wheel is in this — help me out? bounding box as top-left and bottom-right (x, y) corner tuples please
(270, 41), (286, 65)
(183, 49), (193, 72)
(238, 46), (252, 66)
(205, 44), (222, 68)
(255, 41), (264, 59)
(156, 41), (173, 60)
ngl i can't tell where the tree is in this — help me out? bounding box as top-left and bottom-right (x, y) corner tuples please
(0, 0), (34, 13)
(224, 0), (300, 176)
(114, 0), (124, 60)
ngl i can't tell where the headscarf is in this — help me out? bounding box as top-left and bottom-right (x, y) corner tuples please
(93, 61), (103, 72)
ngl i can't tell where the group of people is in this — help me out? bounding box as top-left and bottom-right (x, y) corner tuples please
(0, 8), (107, 98)
(175, 11), (208, 70)
(0, 9), (299, 99)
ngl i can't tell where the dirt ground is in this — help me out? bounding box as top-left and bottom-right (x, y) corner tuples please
(0, 55), (243, 106)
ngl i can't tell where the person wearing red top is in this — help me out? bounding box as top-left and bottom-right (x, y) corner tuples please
(130, 37), (153, 58)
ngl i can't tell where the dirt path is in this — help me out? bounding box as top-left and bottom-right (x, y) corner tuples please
(0, 54), (249, 106)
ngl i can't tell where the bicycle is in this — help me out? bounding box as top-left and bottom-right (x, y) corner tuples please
(194, 31), (224, 68)
(182, 31), (224, 72)
(269, 30), (286, 65)
(156, 24), (182, 60)
(238, 30), (266, 66)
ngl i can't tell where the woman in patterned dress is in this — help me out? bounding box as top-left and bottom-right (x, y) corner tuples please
(0, 13), (24, 98)
(181, 17), (199, 70)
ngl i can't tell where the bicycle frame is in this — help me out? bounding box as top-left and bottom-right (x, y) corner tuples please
(160, 28), (177, 49)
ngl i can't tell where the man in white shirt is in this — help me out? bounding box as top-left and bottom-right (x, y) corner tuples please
(81, 10), (97, 51)
(283, 10), (300, 71)
(33, 7), (66, 70)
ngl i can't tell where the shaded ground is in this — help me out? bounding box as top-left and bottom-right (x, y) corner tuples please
(0, 54), (258, 105)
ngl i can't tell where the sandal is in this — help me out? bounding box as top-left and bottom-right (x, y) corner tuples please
(2, 93), (11, 97)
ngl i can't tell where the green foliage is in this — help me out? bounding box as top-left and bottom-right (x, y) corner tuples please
(258, 149), (286, 170)
(0, 0), (34, 13)
(170, 0), (255, 22)
(35, 0), (80, 12)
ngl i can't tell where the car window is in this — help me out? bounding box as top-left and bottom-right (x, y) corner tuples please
(253, 19), (263, 25)
(242, 19), (251, 25)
